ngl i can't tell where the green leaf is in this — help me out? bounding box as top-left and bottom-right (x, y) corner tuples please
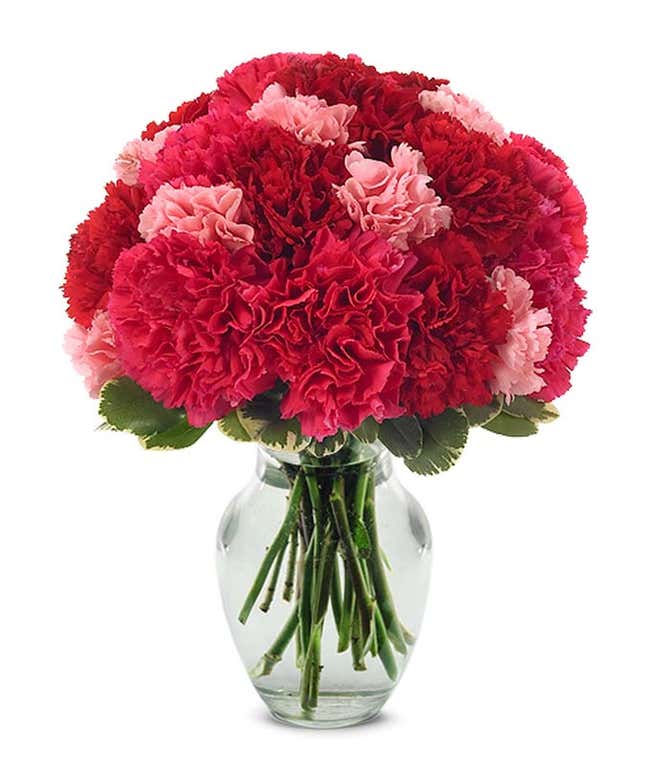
(504, 396), (559, 423)
(142, 419), (210, 450)
(463, 396), (504, 427)
(236, 405), (272, 441)
(99, 377), (209, 450)
(353, 521), (371, 560)
(308, 430), (347, 457)
(405, 409), (468, 475)
(483, 412), (538, 437)
(352, 417), (380, 444)
(378, 416), (423, 458)
(259, 418), (309, 453)
(217, 410), (252, 442)
(99, 378), (182, 437)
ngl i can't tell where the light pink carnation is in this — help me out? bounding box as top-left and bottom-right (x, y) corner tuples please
(247, 83), (357, 146)
(114, 126), (178, 185)
(336, 144), (451, 251)
(138, 182), (255, 251)
(419, 85), (508, 145)
(65, 309), (122, 398)
(489, 266), (552, 400)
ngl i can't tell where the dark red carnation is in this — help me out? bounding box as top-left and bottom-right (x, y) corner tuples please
(401, 231), (511, 417)
(140, 91), (212, 140)
(405, 113), (541, 259)
(505, 135), (589, 400)
(63, 181), (146, 328)
(222, 121), (353, 258)
(274, 53), (447, 160)
(108, 233), (278, 426)
(270, 229), (422, 439)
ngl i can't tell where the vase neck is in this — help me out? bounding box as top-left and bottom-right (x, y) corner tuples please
(255, 441), (393, 488)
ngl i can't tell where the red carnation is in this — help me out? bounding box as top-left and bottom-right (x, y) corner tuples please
(140, 91), (212, 141)
(63, 181), (146, 328)
(401, 231), (512, 417)
(108, 233), (278, 426)
(405, 113), (541, 258)
(273, 229), (422, 440)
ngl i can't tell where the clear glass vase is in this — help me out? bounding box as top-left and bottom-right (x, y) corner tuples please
(216, 440), (432, 728)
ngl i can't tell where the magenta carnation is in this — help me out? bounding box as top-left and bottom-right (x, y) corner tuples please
(108, 233), (278, 427)
(505, 135), (589, 400)
(275, 229), (422, 439)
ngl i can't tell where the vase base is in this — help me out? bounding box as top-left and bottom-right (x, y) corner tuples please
(257, 686), (391, 729)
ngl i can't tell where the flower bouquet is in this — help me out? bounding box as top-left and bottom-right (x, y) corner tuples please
(64, 53), (588, 727)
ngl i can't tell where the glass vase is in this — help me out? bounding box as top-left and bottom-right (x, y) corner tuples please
(216, 440), (432, 728)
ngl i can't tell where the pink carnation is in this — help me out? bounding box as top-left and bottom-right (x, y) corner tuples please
(247, 82), (356, 146)
(138, 182), (255, 251)
(336, 144), (451, 251)
(64, 309), (122, 397)
(489, 266), (552, 400)
(419, 85), (508, 145)
(114, 126), (178, 186)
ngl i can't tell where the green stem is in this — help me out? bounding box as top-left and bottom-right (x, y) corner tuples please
(298, 532), (315, 658)
(251, 606), (299, 677)
(401, 624), (416, 646)
(300, 621), (323, 711)
(238, 473), (305, 624)
(362, 562), (378, 657)
(259, 540), (287, 613)
(364, 477), (407, 654)
(353, 463), (370, 523)
(330, 476), (375, 647)
(282, 527), (298, 602)
(337, 561), (353, 652)
(330, 554), (342, 631)
(299, 522), (337, 712)
(351, 597), (366, 671)
(374, 607), (399, 681)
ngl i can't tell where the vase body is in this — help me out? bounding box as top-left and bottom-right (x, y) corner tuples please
(216, 442), (432, 728)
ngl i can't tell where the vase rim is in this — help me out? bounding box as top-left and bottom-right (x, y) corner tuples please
(259, 440), (387, 468)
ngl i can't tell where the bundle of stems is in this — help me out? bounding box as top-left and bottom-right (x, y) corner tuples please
(238, 447), (414, 712)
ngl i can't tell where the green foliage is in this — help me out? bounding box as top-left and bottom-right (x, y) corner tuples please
(351, 417), (380, 444)
(99, 378), (210, 449)
(378, 416), (423, 458)
(504, 396), (559, 423)
(307, 430), (347, 457)
(99, 378), (183, 436)
(217, 411), (252, 442)
(483, 413), (538, 437)
(463, 396), (504, 426)
(405, 409), (468, 475)
(259, 418), (309, 453)
(218, 386), (310, 453)
(481, 395), (559, 437)
(141, 419), (210, 450)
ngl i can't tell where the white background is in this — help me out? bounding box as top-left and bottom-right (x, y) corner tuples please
(1, 1), (648, 757)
